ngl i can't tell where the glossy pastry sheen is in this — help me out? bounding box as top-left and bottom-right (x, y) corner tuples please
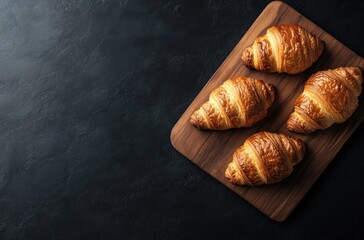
(242, 24), (324, 74)
(225, 132), (305, 186)
(190, 77), (275, 130)
(287, 67), (362, 134)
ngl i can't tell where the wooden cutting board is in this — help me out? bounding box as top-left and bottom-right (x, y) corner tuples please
(170, 1), (364, 222)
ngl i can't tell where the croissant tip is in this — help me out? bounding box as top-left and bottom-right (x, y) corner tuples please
(266, 83), (277, 99)
(290, 137), (306, 165)
(225, 165), (239, 185)
(287, 119), (306, 134)
(224, 167), (233, 182)
(293, 136), (305, 150)
(241, 47), (253, 68)
(225, 162), (245, 185)
(190, 116), (200, 129)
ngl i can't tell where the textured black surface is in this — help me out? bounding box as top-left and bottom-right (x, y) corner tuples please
(0, 0), (363, 239)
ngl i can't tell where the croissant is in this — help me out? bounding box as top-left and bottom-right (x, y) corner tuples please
(242, 24), (324, 74)
(287, 67), (363, 134)
(225, 132), (305, 186)
(190, 77), (276, 130)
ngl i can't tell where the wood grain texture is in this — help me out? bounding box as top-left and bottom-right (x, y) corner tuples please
(170, 1), (364, 222)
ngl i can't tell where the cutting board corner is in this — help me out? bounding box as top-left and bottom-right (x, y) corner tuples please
(170, 1), (364, 221)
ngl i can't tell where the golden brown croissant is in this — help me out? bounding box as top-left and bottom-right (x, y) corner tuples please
(287, 67), (363, 134)
(225, 132), (305, 186)
(190, 77), (276, 130)
(242, 24), (324, 74)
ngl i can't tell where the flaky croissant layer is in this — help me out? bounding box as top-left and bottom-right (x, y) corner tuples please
(242, 24), (324, 74)
(190, 77), (276, 130)
(287, 66), (363, 134)
(225, 132), (305, 186)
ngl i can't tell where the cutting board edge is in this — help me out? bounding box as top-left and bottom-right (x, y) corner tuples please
(169, 0), (364, 222)
(170, 123), (364, 223)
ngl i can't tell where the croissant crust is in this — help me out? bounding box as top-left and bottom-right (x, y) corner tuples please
(225, 132), (305, 186)
(242, 24), (324, 74)
(190, 77), (276, 130)
(287, 67), (363, 134)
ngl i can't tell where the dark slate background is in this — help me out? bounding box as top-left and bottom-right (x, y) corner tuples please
(0, 0), (363, 239)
